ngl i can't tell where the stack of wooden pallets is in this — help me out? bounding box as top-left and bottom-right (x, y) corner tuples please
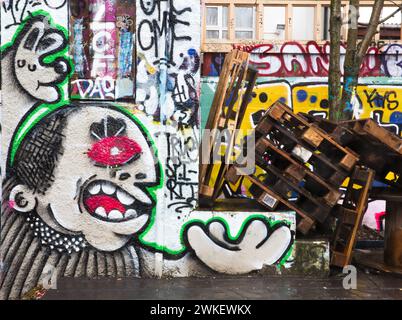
(200, 51), (402, 268)
(226, 101), (359, 234)
(301, 113), (402, 267)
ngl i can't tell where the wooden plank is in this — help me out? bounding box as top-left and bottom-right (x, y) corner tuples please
(302, 127), (324, 148)
(384, 201), (402, 268)
(331, 166), (375, 268)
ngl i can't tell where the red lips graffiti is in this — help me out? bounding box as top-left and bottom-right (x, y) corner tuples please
(88, 136), (142, 166)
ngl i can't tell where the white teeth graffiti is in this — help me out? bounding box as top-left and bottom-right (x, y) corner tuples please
(130, 185), (152, 205)
(88, 183), (101, 194)
(101, 182), (116, 195)
(82, 178), (152, 224)
(116, 189), (135, 205)
(125, 209), (137, 219)
(95, 207), (107, 218)
(109, 209), (124, 220)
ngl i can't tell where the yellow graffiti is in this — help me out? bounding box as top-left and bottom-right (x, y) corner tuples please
(292, 84), (328, 115)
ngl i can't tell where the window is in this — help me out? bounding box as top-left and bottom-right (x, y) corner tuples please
(263, 6), (286, 40)
(206, 6), (228, 39)
(292, 6), (315, 40)
(69, 0), (136, 100)
(203, 1), (402, 45)
(322, 6), (330, 40)
(235, 6), (255, 39)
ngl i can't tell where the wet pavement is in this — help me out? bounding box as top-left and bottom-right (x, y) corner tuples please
(43, 271), (402, 300)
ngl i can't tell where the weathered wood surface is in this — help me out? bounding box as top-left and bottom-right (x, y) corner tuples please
(199, 49), (257, 206)
(331, 166), (375, 267)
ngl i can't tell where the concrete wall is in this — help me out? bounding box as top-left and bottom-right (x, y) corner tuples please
(0, 1), (296, 300)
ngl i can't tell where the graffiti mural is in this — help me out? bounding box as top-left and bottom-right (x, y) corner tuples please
(202, 41), (402, 77)
(1, 5), (296, 300)
(1, 12), (71, 172)
(136, 0), (201, 127)
(69, 0), (136, 100)
(0, 104), (162, 299)
(1, 0), (68, 30)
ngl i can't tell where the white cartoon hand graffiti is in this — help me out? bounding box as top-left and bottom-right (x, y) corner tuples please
(13, 15), (70, 102)
(186, 219), (293, 274)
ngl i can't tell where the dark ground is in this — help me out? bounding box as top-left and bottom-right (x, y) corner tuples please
(42, 271), (402, 300)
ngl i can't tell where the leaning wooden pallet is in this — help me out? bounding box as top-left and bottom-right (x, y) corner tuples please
(330, 166), (375, 267)
(199, 49), (258, 206)
(255, 137), (342, 207)
(226, 158), (333, 234)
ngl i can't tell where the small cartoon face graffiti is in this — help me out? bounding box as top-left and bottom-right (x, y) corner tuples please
(9, 106), (160, 251)
(13, 15), (70, 102)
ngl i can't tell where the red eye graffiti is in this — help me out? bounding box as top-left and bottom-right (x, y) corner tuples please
(88, 136), (142, 166)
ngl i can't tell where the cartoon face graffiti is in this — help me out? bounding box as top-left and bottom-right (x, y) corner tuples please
(8, 105), (160, 251)
(12, 15), (70, 102)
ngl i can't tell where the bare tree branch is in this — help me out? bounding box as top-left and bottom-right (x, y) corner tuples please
(379, 7), (401, 23)
(357, 0), (385, 61)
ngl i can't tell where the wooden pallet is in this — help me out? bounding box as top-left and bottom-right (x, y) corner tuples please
(331, 166), (375, 267)
(302, 114), (402, 189)
(342, 118), (402, 154)
(225, 140), (340, 234)
(256, 115), (351, 188)
(261, 101), (359, 171)
(256, 137), (342, 206)
(199, 49), (258, 206)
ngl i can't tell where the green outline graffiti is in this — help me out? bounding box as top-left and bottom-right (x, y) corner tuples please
(140, 210), (294, 267)
(1, 10), (73, 166)
(179, 214), (294, 267)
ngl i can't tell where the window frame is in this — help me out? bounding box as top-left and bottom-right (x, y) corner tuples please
(201, 1), (402, 52)
(234, 5), (256, 40)
(291, 5), (316, 41)
(205, 5), (229, 40)
(262, 5), (286, 41)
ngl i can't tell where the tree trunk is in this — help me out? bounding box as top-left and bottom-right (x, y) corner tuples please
(328, 0), (343, 122)
(341, 0), (385, 121)
(340, 0), (359, 121)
